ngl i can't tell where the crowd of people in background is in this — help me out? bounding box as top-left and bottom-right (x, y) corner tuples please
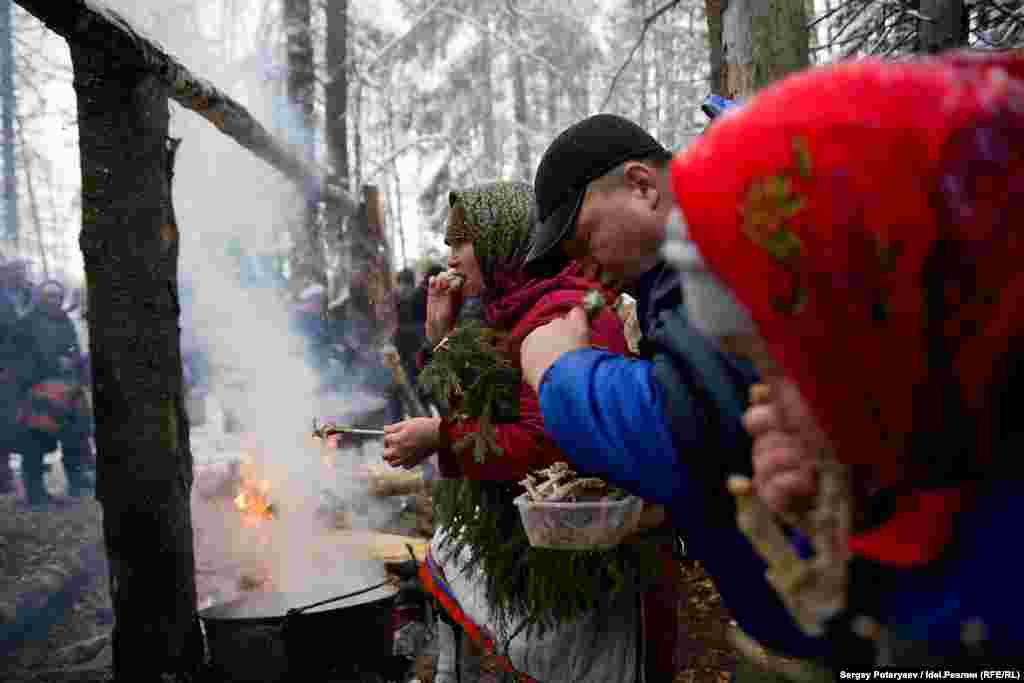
(283, 265), (442, 426)
(0, 257), (94, 507)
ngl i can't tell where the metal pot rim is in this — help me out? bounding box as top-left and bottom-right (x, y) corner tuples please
(198, 585), (396, 624)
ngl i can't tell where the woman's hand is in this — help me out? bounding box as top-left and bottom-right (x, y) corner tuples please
(382, 417), (442, 469)
(743, 380), (819, 518)
(425, 274), (460, 345)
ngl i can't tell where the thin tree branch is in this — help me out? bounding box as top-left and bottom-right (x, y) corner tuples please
(363, 0), (448, 72)
(600, 0), (683, 112)
(14, 0), (358, 217)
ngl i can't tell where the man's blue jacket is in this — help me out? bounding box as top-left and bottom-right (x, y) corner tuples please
(537, 262), (825, 658)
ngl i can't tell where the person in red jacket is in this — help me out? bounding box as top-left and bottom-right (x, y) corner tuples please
(382, 180), (679, 682)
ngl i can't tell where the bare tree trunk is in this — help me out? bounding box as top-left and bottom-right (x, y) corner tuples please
(919, 0), (967, 53)
(512, 50), (530, 180)
(385, 93), (406, 269)
(325, 0), (349, 296)
(14, 119), (48, 277)
(705, 0), (726, 95)
(70, 39), (202, 681)
(639, 1), (650, 129)
(479, 24), (498, 179)
(353, 80), (363, 192)
(350, 185), (396, 343)
(571, 61), (590, 119)
(1, 0), (16, 245)
(284, 0), (324, 293)
(723, 0), (809, 98)
(326, 0), (349, 190)
(546, 67), (558, 129)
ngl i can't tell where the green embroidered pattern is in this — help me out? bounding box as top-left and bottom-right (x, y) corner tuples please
(742, 174), (805, 267)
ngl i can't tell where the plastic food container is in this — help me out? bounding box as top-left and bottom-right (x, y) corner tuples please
(514, 493), (644, 550)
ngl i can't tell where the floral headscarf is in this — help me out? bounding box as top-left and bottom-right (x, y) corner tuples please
(669, 52), (1024, 567)
(446, 180), (535, 297)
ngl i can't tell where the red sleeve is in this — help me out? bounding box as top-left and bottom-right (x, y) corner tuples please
(588, 307), (632, 357)
(434, 289), (630, 481)
(435, 380), (562, 482)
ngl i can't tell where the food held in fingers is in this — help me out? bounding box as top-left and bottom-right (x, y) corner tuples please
(438, 268), (466, 291)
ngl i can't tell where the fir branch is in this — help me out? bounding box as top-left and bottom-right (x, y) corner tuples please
(433, 479), (665, 635)
(418, 320), (519, 462)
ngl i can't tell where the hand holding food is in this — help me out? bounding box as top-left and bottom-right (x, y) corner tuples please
(743, 381), (819, 519)
(425, 269), (465, 344)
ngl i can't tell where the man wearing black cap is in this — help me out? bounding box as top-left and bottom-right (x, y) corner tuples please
(519, 114), (826, 663)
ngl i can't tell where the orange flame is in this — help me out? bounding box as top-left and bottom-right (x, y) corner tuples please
(234, 465), (276, 524)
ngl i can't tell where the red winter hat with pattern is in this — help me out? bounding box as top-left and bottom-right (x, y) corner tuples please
(670, 51), (1024, 567)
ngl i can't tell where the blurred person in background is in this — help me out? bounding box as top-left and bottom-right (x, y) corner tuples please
(0, 258), (35, 318)
(325, 277), (403, 422)
(18, 280), (94, 504)
(0, 299), (39, 495)
(290, 283), (330, 375)
(393, 264), (443, 403)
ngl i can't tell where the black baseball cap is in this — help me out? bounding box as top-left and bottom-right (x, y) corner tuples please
(525, 114), (670, 271)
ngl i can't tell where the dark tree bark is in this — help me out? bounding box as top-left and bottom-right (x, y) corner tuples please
(723, 0), (809, 98)
(325, 0), (350, 293)
(70, 40), (202, 681)
(326, 0), (349, 192)
(705, 0), (727, 96)
(285, 0), (314, 133)
(919, 0), (967, 54)
(284, 0), (324, 293)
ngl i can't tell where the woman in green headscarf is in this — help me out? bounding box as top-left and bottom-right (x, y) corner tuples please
(382, 180), (677, 682)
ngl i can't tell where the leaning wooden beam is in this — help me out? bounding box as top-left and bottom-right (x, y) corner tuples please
(13, 0), (359, 218)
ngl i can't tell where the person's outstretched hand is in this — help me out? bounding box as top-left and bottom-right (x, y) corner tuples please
(383, 417), (442, 469)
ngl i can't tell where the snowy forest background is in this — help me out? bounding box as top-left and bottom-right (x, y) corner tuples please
(2, 0), (1023, 290)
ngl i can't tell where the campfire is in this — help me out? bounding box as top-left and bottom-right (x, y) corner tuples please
(233, 456), (277, 525)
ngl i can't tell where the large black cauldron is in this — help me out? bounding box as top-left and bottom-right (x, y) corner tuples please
(199, 581), (397, 682)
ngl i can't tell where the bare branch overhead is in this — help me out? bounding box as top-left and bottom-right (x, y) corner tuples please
(600, 0), (684, 111)
(13, 0), (359, 218)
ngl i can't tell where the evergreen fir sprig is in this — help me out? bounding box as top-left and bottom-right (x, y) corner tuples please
(433, 478), (665, 636)
(418, 320), (520, 462)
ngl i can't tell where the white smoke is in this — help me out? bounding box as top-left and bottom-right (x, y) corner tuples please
(96, 0), (397, 598)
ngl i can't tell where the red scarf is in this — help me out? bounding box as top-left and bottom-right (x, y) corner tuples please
(484, 261), (620, 353)
(670, 51), (1024, 567)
